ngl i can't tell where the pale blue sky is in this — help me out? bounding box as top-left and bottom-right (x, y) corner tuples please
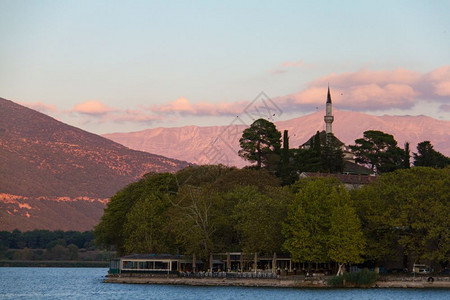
(1, 0), (449, 133)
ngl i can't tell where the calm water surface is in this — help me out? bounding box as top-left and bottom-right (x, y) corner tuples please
(0, 267), (448, 299)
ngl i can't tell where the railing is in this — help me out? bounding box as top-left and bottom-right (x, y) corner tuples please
(179, 271), (278, 279)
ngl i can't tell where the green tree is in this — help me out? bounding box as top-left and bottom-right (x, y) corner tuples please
(403, 142), (411, 169)
(292, 148), (322, 173)
(413, 141), (450, 168)
(67, 244), (79, 260)
(122, 194), (174, 254)
(279, 130), (296, 185)
(238, 119), (281, 171)
(292, 131), (343, 174)
(328, 203), (365, 275)
(211, 168), (283, 252)
(320, 134), (344, 173)
(94, 173), (177, 255)
(352, 167), (450, 267)
(351, 186), (399, 266)
(49, 244), (67, 260)
(350, 130), (405, 173)
(230, 186), (291, 255)
(168, 184), (221, 265)
(283, 177), (349, 267)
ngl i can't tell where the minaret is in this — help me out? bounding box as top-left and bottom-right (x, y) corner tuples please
(324, 85), (334, 134)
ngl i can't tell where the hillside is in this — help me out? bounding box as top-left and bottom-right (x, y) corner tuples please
(104, 110), (450, 167)
(0, 98), (189, 231)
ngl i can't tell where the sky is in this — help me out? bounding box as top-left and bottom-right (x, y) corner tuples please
(1, 0), (449, 134)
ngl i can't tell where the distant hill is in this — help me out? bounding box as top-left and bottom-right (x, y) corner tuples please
(104, 110), (450, 167)
(0, 98), (189, 231)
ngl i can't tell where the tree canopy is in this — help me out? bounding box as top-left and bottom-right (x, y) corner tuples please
(283, 177), (365, 271)
(413, 141), (450, 168)
(351, 167), (450, 267)
(350, 130), (406, 173)
(292, 131), (344, 174)
(238, 118), (281, 171)
(93, 130), (449, 272)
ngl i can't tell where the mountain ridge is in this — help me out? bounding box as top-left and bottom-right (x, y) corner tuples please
(104, 110), (450, 168)
(0, 98), (189, 231)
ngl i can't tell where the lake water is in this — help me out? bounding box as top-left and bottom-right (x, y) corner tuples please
(0, 267), (448, 299)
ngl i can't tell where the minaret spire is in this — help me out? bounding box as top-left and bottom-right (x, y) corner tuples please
(324, 85), (334, 134)
(327, 84), (332, 104)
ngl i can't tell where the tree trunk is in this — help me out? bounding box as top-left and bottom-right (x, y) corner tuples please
(336, 263), (344, 276)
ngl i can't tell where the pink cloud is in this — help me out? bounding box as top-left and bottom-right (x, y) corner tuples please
(269, 69), (288, 75)
(282, 60), (303, 67)
(440, 104), (450, 112)
(312, 68), (421, 86)
(110, 109), (164, 124)
(433, 81), (450, 96)
(72, 100), (113, 116)
(19, 101), (58, 114)
(157, 97), (196, 114)
(269, 59), (311, 74)
(23, 65), (449, 127)
(150, 66), (449, 118)
(152, 97), (246, 116)
(285, 66), (449, 112)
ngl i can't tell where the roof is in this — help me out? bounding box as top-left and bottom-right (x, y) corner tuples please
(301, 131), (344, 148)
(343, 161), (375, 175)
(300, 172), (378, 185)
(120, 253), (183, 260)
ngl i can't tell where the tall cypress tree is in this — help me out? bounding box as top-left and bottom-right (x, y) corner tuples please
(403, 142), (411, 169)
(280, 130), (295, 185)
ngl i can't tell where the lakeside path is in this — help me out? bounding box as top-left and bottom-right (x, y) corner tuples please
(104, 276), (450, 288)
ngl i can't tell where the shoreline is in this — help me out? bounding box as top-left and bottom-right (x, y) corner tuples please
(104, 275), (450, 289)
(0, 260), (109, 268)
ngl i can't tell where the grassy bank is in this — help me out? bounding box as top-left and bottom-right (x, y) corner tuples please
(0, 260), (108, 268)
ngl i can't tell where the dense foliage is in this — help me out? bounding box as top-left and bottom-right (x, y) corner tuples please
(413, 141), (450, 168)
(94, 166), (287, 263)
(350, 130), (407, 173)
(351, 167), (450, 266)
(94, 122), (449, 272)
(94, 164), (449, 272)
(292, 131), (344, 174)
(328, 268), (379, 287)
(238, 118), (281, 171)
(0, 230), (104, 261)
(0, 230), (95, 250)
(283, 177), (365, 274)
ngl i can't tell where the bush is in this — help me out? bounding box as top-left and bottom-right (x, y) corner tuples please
(328, 275), (343, 287)
(328, 268), (378, 287)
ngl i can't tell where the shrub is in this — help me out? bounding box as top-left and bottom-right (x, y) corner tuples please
(328, 268), (378, 287)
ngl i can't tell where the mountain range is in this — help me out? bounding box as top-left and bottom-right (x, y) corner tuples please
(1, 96), (449, 232)
(104, 110), (450, 168)
(0, 98), (188, 231)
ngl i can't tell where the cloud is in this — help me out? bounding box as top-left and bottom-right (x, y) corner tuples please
(440, 104), (450, 112)
(311, 68), (421, 86)
(157, 97), (195, 114)
(281, 66), (450, 112)
(19, 101), (58, 114)
(109, 109), (164, 124)
(29, 65), (449, 129)
(71, 100), (113, 116)
(147, 66), (450, 118)
(420, 66), (450, 97)
(269, 59), (310, 74)
(151, 97), (246, 116)
(282, 60), (303, 68)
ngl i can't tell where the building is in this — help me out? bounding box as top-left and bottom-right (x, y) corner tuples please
(298, 87), (376, 186)
(324, 85), (334, 134)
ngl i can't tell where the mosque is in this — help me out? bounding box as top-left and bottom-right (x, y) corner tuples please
(299, 86), (376, 189)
